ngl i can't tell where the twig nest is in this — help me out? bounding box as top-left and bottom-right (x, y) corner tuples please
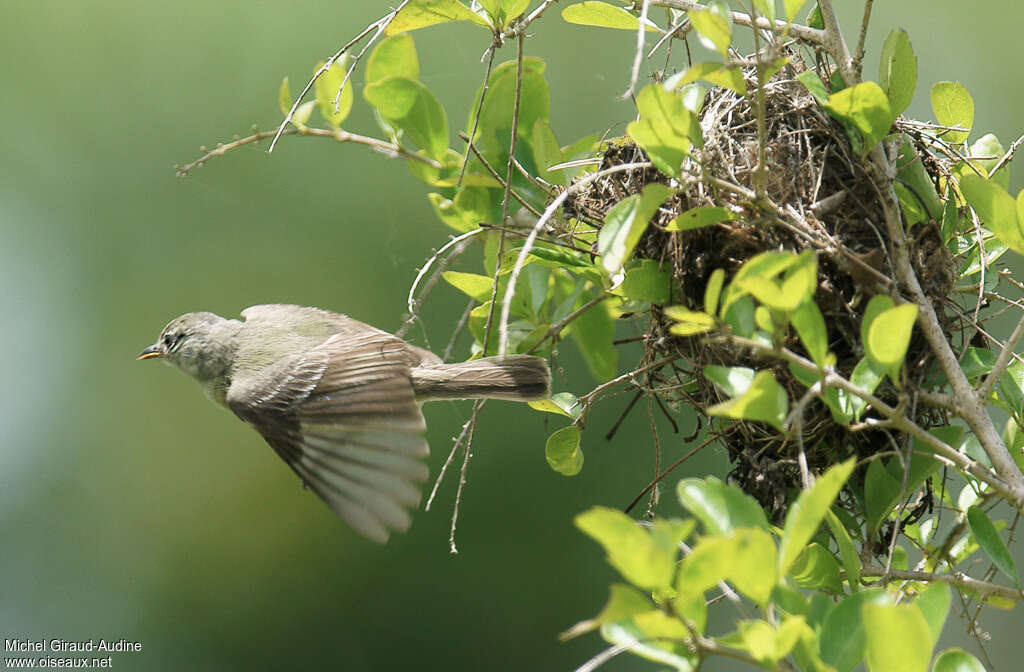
(566, 57), (961, 523)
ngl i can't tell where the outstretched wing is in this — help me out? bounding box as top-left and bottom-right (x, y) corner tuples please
(227, 330), (430, 543)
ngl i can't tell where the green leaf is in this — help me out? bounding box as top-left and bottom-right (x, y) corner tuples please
(366, 34), (420, 84)
(665, 205), (738, 231)
(688, 3), (732, 57)
(738, 616), (808, 666)
(364, 75), (449, 161)
(932, 648), (988, 672)
(930, 81), (974, 143)
(706, 370), (788, 430)
(561, 1), (661, 31)
(570, 298), (618, 381)
(878, 29), (916, 116)
(664, 306), (716, 336)
(865, 458), (902, 532)
(862, 603), (934, 672)
(779, 459), (856, 575)
(531, 119), (564, 185)
(915, 582), (951, 643)
(819, 590), (892, 672)
(677, 535), (736, 598)
(784, 0), (808, 22)
(601, 620), (697, 671)
(576, 507), (677, 590)
(278, 77), (292, 117)
(314, 60), (354, 129)
(291, 100), (315, 128)
(562, 583), (652, 640)
(789, 543), (843, 593)
(824, 81), (896, 151)
(704, 268), (725, 315)
(664, 62), (746, 96)
(546, 425), (583, 475)
(677, 477), (770, 534)
(387, 0), (491, 34)
(865, 302), (918, 382)
(797, 70), (829, 104)
(825, 509), (861, 589)
(598, 183), (674, 274)
(529, 391), (581, 420)
(619, 260), (671, 303)
(728, 528), (778, 605)
(501, 0), (531, 19)
(790, 299), (828, 366)
(442, 271), (493, 301)
(895, 135), (942, 226)
(428, 186), (496, 232)
(998, 360), (1024, 422)
(627, 84), (698, 177)
(967, 505), (1020, 587)
(751, 0), (775, 21)
(960, 174), (1024, 255)
(703, 365), (755, 398)
(468, 58), (550, 158)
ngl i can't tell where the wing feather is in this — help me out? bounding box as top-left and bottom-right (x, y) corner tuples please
(227, 329), (431, 542)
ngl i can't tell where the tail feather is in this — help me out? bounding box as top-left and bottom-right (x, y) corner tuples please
(410, 355), (550, 402)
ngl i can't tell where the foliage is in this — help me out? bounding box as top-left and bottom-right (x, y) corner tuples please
(181, 0), (1024, 669)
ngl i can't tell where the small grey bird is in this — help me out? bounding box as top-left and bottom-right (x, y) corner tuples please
(138, 304), (550, 542)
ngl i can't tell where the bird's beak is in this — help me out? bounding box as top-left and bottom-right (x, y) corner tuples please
(137, 344), (162, 360)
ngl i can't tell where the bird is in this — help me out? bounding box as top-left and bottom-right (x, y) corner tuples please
(138, 304), (551, 543)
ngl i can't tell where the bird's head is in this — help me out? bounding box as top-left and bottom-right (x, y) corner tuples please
(138, 311), (234, 382)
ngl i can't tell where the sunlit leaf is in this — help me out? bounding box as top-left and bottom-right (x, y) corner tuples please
(960, 174), (1024, 254)
(825, 509), (860, 589)
(790, 299), (828, 366)
(442, 270), (493, 301)
(314, 60), (354, 128)
(387, 0), (491, 34)
(789, 543), (843, 593)
(627, 84), (699, 177)
(915, 582), (951, 643)
(665, 307), (716, 336)
(824, 81), (896, 151)
(278, 77), (292, 117)
(664, 62), (746, 95)
(704, 268), (725, 315)
(932, 648), (988, 672)
(664, 205), (739, 231)
(576, 507), (678, 590)
(546, 425), (583, 476)
(366, 34), (420, 83)
(428, 187), (496, 232)
(688, 3), (732, 57)
(707, 370), (788, 430)
(561, 1), (661, 32)
(703, 365), (754, 398)
(364, 75), (448, 160)
(529, 391), (581, 420)
(784, 0), (808, 22)
(931, 81), (974, 143)
(779, 459), (856, 575)
(677, 477), (770, 534)
(618, 259), (671, 303)
(862, 603), (934, 672)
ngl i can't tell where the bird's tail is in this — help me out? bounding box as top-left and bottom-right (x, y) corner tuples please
(411, 355), (551, 402)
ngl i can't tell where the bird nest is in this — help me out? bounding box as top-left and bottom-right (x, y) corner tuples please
(564, 57), (962, 523)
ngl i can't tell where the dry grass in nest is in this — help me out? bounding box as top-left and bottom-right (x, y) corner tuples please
(565, 55), (962, 524)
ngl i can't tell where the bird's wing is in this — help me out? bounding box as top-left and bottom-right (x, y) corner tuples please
(226, 329), (430, 543)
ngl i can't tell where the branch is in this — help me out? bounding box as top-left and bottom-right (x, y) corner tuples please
(650, 0), (827, 45)
(862, 566), (1024, 604)
(176, 126), (440, 176)
(977, 310), (1024, 401)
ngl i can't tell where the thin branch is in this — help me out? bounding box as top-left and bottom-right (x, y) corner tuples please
(852, 0), (875, 79)
(457, 44), (498, 187)
(449, 400), (484, 554)
(406, 229), (484, 317)
(650, 0), (826, 45)
(176, 126), (440, 176)
(988, 132), (1024, 178)
(497, 162), (652, 355)
(622, 0), (652, 99)
(457, 133), (543, 218)
(977, 310), (1024, 400)
(267, 2), (411, 154)
(624, 434), (717, 513)
(862, 566), (1024, 604)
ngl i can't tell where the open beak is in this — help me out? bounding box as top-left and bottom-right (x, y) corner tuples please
(137, 344), (162, 360)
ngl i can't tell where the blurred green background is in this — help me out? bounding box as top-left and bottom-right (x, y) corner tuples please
(2, 1), (1022, 669)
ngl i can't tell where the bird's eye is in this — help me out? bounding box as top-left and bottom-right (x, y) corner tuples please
(163, 332), (182, 349)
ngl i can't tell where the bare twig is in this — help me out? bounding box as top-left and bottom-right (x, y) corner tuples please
(862, 566), (1024, 604)
(176, 126), (440, 176)
(976, 310), (1024, 400)
(268, 2), (411, 154)
(622, 0), (652, 99)
(650, 0), (827, 45)
(406, 229), (484, 318)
